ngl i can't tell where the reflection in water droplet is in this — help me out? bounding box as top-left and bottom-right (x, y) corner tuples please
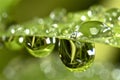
(59, 39), (95, 72)
(25, 36), (55, 57)
(89, 27), (99, 35)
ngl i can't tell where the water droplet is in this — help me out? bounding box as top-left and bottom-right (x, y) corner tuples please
(24, 29), (30, 35)
(24, 36), (55, 57)
(70, 31), (83, 39)
(105, 8), (120, 25)
(80, 15), (87, 21)
(49, 8), (66, 22)
(79, 21), (112, 38)
(59, 39), (95, 72)
(73, 12), (89, 22)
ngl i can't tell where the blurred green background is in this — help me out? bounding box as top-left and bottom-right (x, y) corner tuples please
(0, 0), (120, 80)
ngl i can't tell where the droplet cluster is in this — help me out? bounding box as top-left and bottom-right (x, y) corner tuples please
(0, 6), (120, 72)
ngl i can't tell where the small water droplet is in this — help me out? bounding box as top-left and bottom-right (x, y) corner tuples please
(11, 28), (15, 34)
(81, 15), (87, 21)
(18, 36), (24, 43)
(76, 12), (89, 22)
(79, 21), (112, 38)
(59, 39), (95, 72)
(24, 36), (55, 57)
(24, 29), (30, 35)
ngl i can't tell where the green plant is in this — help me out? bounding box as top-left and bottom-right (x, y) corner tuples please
(1, 0), (120, 75)
(0, 5), (120, 72)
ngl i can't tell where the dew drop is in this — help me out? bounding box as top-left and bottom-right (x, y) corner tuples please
(80, 15), (87, 21)
(59, 39), (95, 72)
(24, 36), (55, 57)
(79, 21), (112, 38)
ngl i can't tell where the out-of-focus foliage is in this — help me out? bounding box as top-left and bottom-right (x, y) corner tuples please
(0, 0), (20, 13)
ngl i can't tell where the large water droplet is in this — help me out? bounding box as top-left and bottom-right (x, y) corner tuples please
(79, 21), (112, 38)
(24, 36), (55, 57)
(59, 39), (95, 72)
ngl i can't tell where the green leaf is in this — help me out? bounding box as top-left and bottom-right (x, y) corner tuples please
(1, 6), (120, 57)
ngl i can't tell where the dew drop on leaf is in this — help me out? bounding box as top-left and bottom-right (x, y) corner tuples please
(79, 21), (112, 38)
(24, 36), (55, 57)
(59, 39), (95, 72)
